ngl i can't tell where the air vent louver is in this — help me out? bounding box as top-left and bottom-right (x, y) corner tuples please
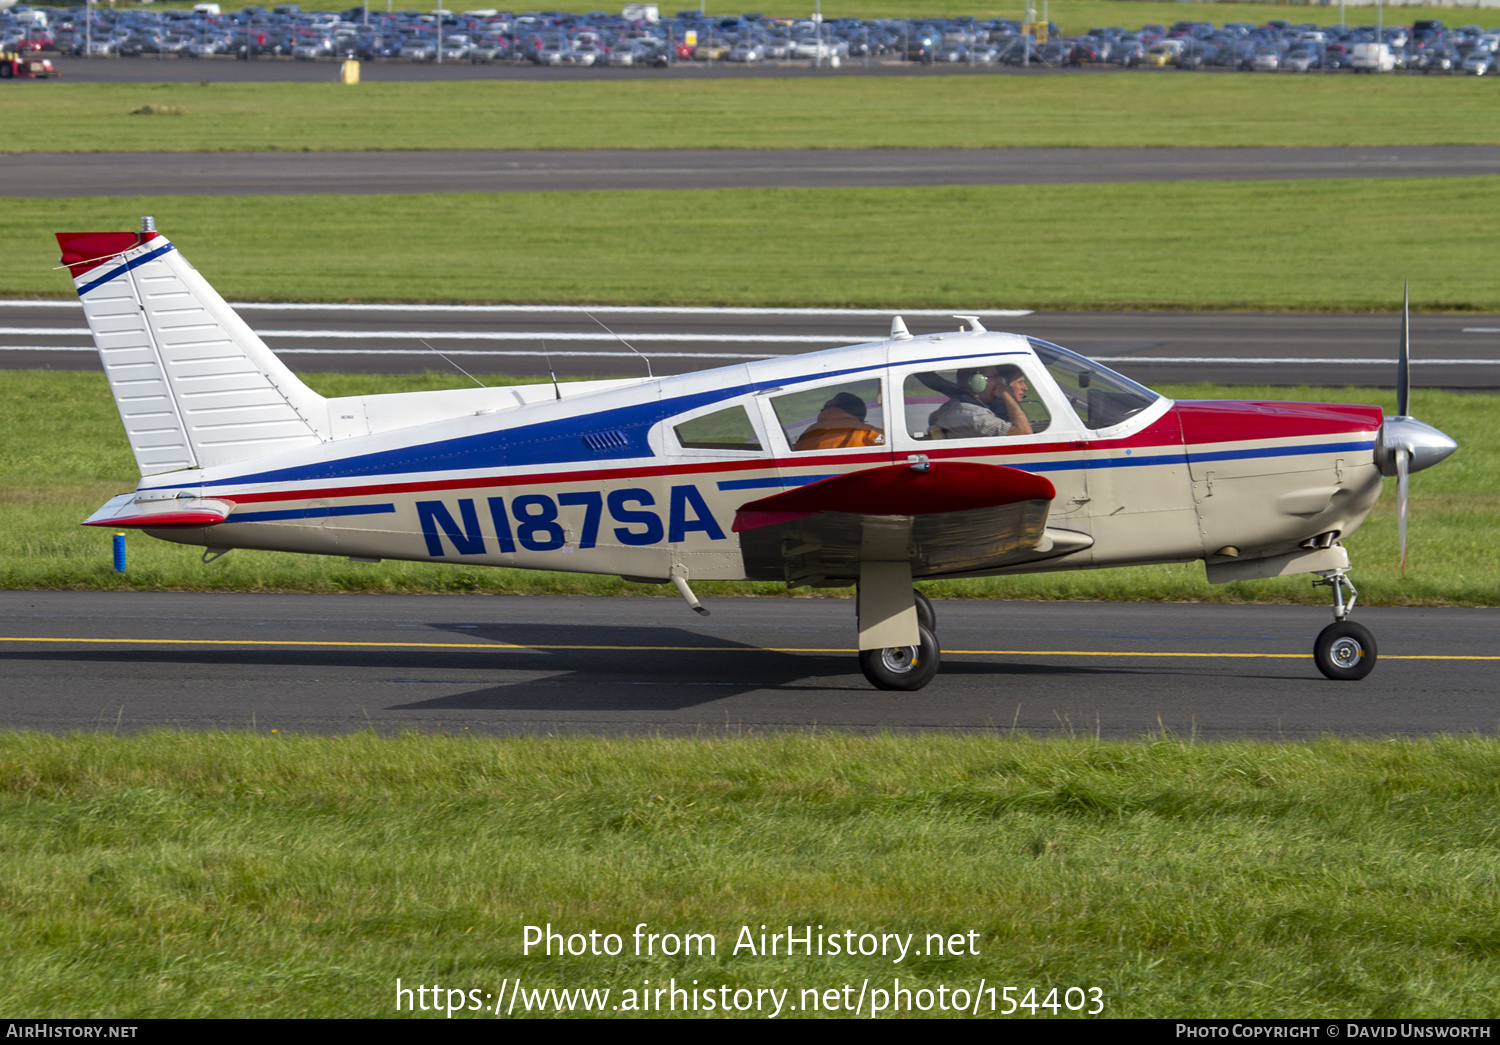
(582, 430), (630, 453)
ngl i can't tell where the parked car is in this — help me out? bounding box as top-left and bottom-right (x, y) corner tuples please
(1461, 47), (1494, 74)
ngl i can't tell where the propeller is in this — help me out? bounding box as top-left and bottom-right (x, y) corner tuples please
(1376, 282), (1457, 577)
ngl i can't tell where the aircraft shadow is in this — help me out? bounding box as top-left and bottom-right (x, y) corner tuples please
(2, 621), (1314, 717)
(389, 620), (849, 710)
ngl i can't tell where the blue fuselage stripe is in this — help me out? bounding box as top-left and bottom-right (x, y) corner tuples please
(1186, 439), (1374, 463)
(224, 503), (396, 524)
(717, 474), (840, 491)
(148, 350), (1034, 493)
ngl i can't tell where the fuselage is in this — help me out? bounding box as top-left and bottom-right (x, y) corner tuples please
(122, 330), (1386, 586)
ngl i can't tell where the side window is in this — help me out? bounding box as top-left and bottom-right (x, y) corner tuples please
(770, 378), (886, 452)
(673, 405), (763, 452)
(903, 362), (1051, 441)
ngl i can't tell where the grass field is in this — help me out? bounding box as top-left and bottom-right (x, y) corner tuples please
(9, 177), (1500, 310)
(5, 730), (1500, 1017)
(9, 75), (1499, 154)
(3, 370), (1491, 606)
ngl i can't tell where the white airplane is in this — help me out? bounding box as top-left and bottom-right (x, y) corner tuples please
(57, 220), (1457, 690)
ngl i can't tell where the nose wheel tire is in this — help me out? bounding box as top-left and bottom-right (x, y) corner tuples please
(1314, 621), (1378, 681)
(859, 624), (941, 691)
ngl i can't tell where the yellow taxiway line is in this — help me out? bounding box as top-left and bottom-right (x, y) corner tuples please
(1, 636), (1495, 660)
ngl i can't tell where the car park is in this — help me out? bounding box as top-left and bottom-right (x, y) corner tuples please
(7, 3), (1490, 82)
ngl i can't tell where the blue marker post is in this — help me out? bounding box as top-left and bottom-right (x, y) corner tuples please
(112, 532), (126, 573)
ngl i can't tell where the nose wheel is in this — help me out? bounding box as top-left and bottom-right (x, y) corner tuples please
(1311, 567), (1378, 681)
(1314, 620), (1378, 681)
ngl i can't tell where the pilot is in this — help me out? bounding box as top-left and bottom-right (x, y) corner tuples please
(929, 365), (1033, 439)
(793, 391), (886, 451)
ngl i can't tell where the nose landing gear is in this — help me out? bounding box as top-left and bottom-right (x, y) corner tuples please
(1312, 567), (1377, 681)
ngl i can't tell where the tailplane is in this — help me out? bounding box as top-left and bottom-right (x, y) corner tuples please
(57, 219), (328, 478)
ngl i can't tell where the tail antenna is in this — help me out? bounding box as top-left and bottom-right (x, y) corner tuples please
(542, 339), (561, 400)
(418, 339), (486, 389)
(579, 306), (652, 380)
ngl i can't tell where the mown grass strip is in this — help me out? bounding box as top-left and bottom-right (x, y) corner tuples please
(3, 371), (1493, 606)
(4, 730), (1500, 1018)
(8, 74), (1499, 154)
(8, 178), (1500, 310)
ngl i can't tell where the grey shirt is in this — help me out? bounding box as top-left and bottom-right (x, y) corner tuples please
(929, 396), (1012, 439)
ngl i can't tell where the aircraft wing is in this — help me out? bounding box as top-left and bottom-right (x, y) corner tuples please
(732, 461), (1090, 586)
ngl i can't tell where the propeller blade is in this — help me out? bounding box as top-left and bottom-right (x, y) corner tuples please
(1398, 280), (1410, 419)
(1396, 446), (1409, 578)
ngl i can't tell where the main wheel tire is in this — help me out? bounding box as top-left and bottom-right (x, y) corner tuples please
(1314, 620), (1378, 681)
(913, 589), (936, 633)
(859, 624), (940, 691)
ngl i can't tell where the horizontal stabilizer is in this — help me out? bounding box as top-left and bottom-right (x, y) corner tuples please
(83, 491), (231, 529)
(58, 227), (329, 478)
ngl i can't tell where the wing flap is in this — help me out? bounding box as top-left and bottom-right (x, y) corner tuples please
(732, 462), (1073, 586)
(732, 461), (1055, 533)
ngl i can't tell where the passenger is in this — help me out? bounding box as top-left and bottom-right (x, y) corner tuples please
(793, 391), (886, 450)
(929, 365), (1033, 439)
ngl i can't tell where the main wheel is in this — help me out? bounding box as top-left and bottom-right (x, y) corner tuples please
(859, 624), (940, 691)
(913, 589), (936, 633)
(1314, 620), (1378, 681)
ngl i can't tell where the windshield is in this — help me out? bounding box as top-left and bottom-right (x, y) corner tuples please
(1027, 337), (1163, 430)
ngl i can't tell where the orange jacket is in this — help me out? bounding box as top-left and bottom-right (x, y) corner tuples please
(793, 408), (886, 451)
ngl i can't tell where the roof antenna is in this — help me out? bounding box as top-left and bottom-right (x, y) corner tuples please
(418, 338), (486, 389)
(541, 338), (561, 400)
(579, 306), (652, 379)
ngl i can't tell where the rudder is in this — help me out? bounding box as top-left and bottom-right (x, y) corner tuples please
(57, 220), (328, 478)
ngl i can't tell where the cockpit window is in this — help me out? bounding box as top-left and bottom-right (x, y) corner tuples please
(1028, 338), (1161, 431)
(902, 359), (1051, 441)
(770, 378), (886, 452)
(674, 405), (763, 452)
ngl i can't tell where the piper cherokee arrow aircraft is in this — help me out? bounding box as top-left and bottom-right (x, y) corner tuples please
(57, 221), (1458, 690)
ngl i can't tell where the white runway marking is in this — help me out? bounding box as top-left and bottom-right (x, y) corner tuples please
(3, 331), (1499, 367)
(0, 300), (1032, 317)
(1092, 356), (1500, 366)
(0, 345), (777, 359)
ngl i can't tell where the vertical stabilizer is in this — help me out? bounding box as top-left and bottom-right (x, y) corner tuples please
(57, 226), (328, 477)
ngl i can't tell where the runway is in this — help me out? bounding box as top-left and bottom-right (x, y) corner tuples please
(2, 592), (1494, 739)
(10, 146), (1500, 197)
(4, 299), (1497, 387)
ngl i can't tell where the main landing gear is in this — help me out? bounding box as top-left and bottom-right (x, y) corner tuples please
(855, 562), (940, 691)
(1312, 567), (1377, 681)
